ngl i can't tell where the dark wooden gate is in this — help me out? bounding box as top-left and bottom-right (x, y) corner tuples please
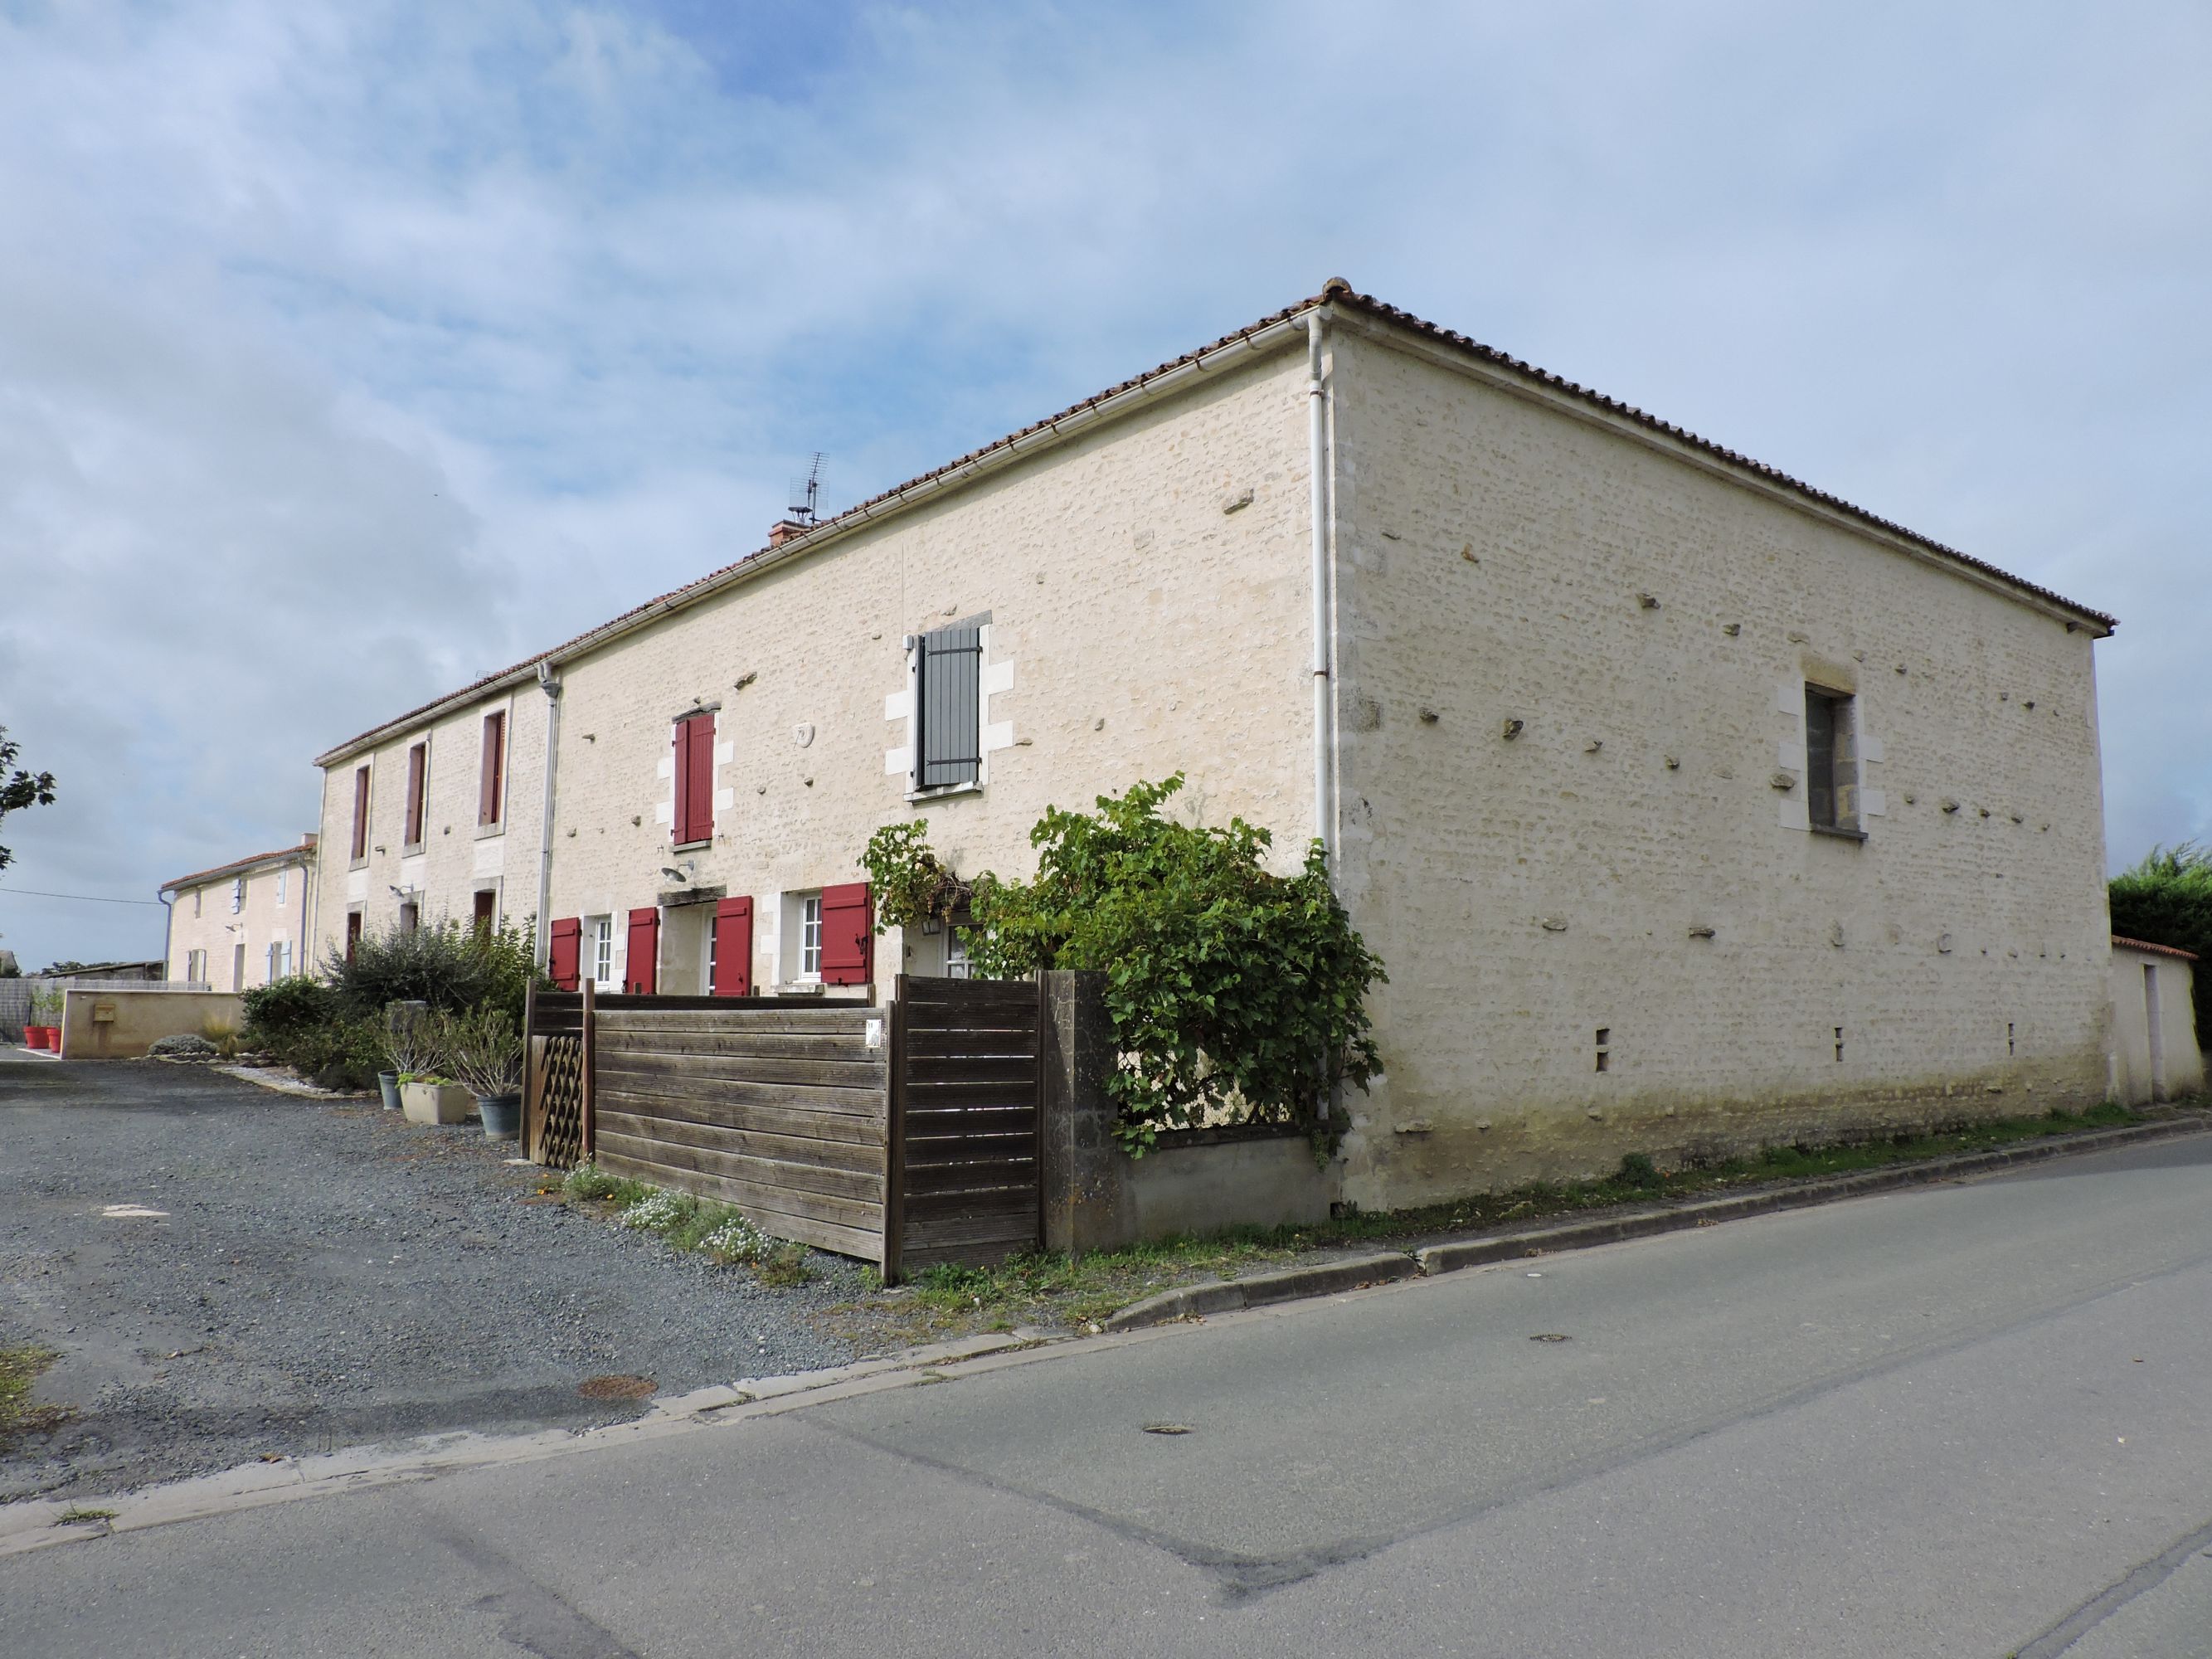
(887, 974), (1043, 1279)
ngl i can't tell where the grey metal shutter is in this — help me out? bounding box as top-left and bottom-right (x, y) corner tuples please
(917, 622), (983, 787)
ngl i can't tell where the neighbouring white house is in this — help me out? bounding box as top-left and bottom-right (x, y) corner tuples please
(2109, 936), (2205, 1104)
(307, 280), (2141, 1207)
(162, 836), (318, 992)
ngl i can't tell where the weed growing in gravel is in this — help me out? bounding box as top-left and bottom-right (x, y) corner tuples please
(618, 1190), (693, 1233)
(563, 1162), (649, 1206)
(755, 1242), (814, 1287)
(56, 1506), (116, 1525)
(697, 1214), (772, 1264)
(567, 1168), (812, 1283)
(0, 1345), (59, 1448)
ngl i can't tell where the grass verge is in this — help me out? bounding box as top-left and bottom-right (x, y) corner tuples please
(819, 1100), (2189, 1345)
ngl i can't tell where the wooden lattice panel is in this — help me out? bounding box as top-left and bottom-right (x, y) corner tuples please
(530, 1034), (586, 1169)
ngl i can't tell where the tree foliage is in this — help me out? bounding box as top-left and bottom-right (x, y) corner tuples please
(2110, 841), (2212, 1039)
(864, 776), (1386, 1155)
(0, 726), (57, 877)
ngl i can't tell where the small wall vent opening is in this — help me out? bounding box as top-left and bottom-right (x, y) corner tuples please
(1834, 1027), (1845, 1063)
(2007, 1021), (2015, 1058)
(1594, 1028), (1612, 1073)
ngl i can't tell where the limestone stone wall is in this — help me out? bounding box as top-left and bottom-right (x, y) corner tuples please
(166, 851), (314, 990)
(1324, 320), (2115, 1205)
(316, 346), (1320, 997)
(310, 683), (548, 961)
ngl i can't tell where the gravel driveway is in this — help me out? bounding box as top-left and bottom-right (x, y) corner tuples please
(0, 1053), (864, 1503)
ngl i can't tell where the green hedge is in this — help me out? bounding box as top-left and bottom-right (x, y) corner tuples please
(2109, 844), (2212, 1041)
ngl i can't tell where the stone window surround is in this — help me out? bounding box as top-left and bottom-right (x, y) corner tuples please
(884, 614), (1016, 800)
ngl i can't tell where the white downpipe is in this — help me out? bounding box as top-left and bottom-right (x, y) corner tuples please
(533, 664), (562, 968)
(1307, 309), (1334, 868)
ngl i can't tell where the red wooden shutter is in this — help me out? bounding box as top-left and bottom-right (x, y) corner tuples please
(672, 714), (714, 844)
(625, 907), (660, 995)
(548, 917), (582, 991)
(711, 896), (753, 996)
(819, 883), (873, 985)
(351, 766), (371, 861)
(404, 743), (426, 847)
(479, 712), (506, 826)
(687, 715), (715, 844)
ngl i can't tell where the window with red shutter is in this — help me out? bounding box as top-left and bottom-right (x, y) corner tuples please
(711, 897), (752, 996)
(548, 917), (582, 991)
(818, 883), (872, 986)
(625, 907), (660, 995)
(404, 742), (428, 850)
(350, 765), (372, 864)
(672, 713), (715, 846)
(479, 711), (506, 827)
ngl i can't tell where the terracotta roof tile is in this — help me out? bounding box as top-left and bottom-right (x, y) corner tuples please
(161, 844), (314, 894)
(2113, 934), (2199, 962)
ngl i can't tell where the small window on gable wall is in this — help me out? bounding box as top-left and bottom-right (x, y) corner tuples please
(404, 740), (429, 850)
(915, 620), (983, 791)
(1805, 686), (1856, 832)
(479, 710), (506, 828)
(350, 764), (372, 864)
(231, 878), (244, 914)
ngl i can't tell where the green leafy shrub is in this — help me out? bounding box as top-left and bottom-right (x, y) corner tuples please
(863, 775), (1386, 1155)
(2109, 843), (2212, 1042)
(278, 1015), (389, 1092)
(241, 975), (334, 1046)
(323, 917), (545, 1024)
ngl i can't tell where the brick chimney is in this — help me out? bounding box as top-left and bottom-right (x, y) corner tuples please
(768, 519), (813, 548)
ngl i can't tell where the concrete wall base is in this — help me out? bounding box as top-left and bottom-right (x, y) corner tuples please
(1038, 970), (1337, 1253)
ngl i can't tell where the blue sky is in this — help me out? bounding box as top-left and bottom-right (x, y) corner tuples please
(1, 0), (2206, 970)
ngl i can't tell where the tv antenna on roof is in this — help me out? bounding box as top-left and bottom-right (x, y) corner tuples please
(789, 453), (825, 527)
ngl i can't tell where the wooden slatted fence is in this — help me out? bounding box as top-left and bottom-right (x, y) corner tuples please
(594, 1002), (891, 1262)
(887, 974), (1043, 1278)
(524, 978), (1043, 1277)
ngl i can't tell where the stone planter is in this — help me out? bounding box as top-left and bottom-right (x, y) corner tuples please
(377, 1071), (401, 1112)
(400, 1079), (472, 1126)
(476, 1092), (522, 1141)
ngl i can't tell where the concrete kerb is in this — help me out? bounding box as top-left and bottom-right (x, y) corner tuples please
(0, 1328), (1058, 1560)
(1106, 1111), (2212, 1329)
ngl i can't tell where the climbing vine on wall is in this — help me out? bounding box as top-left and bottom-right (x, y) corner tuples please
(861, 776), (1386, 1155)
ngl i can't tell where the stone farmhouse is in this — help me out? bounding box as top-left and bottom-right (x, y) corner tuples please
(306, 281), (2122, 1208)
(161, 835), (318, 991)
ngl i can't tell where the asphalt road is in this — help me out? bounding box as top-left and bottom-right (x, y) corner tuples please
(6, 1130), (2212, 1657)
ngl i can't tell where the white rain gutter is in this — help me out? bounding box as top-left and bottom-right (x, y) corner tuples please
(1307, 308), (1334, 868)
(533, 663), (562, 968)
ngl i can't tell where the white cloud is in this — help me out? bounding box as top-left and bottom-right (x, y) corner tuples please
(0, 0), (2206, 967)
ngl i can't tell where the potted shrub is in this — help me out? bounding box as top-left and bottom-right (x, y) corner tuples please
(441, 1006), (525, 1141)
(393, 1013), (470, 1126)
(27, 986), (61, 1050)
(379, 1002), (433, 1112)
